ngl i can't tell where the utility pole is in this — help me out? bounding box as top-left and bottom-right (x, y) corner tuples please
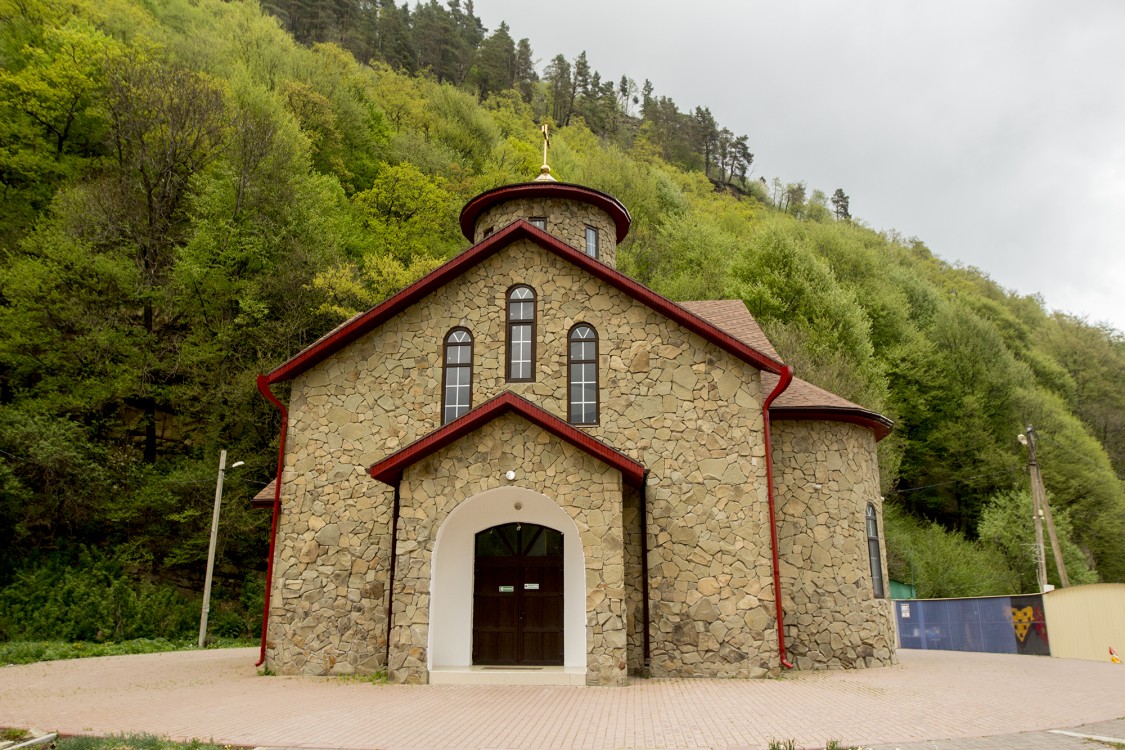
(1020, 425), (1069, 589)
(199, 450), (243, 648)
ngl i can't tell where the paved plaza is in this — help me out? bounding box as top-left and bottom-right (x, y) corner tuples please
(0, 647), (1122, 749)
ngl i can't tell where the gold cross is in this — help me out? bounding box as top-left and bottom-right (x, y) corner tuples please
(536, 123), (555, 181)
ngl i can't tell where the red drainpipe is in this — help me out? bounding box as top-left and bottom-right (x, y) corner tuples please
(763, 365), (795, 670)
(255, 374), (288, 668)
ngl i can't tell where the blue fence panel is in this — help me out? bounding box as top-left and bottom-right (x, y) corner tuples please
(895, 595), (1046, 654)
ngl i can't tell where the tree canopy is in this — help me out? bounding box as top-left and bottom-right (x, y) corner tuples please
(1, 0), (1123, 641)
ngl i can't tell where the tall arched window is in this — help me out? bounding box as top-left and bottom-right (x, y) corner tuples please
(567, 323), (598, 425)
(442, 328), (473, 424)
(866, 503), (885, 598)
(506, 285), (536, 382)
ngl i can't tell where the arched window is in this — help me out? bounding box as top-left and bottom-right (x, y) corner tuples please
(442, 328), (473, 424)
(567, 324), (598, 424)
(506, 285), (536, 382)
(866, 503), (885, 598)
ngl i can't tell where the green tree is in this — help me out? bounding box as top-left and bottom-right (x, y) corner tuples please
(468, 20), (514, 100)
(978, 489), (1097, 592)
(831, 188), (850, 220)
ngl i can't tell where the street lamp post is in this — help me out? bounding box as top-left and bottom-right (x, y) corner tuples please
(199, 449), (244, 648)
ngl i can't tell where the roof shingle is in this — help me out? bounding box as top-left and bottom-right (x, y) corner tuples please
(681, 299), (892, 439)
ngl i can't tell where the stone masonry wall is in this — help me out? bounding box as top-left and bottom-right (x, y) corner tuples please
(268, 236), (779, 680)
(771, 420), (897, 669)
(472, 197), (617, 268)
(265, 464), (392, 675)
(622, 484), (644, 674)
(392, 413), (627, 686)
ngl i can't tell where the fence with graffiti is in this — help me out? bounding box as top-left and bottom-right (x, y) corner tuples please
(895, 594), (1049, 655)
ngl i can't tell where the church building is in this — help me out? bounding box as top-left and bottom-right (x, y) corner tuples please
(253, 158), (897, 686)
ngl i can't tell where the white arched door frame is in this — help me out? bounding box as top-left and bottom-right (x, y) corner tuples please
(428, 486), (586, 670)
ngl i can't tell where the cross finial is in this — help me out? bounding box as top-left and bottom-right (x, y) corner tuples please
(535, 123), (556, 181)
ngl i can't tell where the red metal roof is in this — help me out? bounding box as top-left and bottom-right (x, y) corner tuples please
(264, 220), (783, 384)
(459, 182), (632, 243)
(368, 391), (646, 487)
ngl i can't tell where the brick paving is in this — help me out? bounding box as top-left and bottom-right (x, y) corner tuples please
(0, 648), (1122, 749)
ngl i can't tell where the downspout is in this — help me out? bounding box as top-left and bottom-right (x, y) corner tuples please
(763, 365), (795, 670)
(384, 482), (401, 670)
(639, 471), (651, 671)
(255, 375), (288, 668)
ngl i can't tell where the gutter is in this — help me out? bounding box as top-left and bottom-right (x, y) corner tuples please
(762, 365), (795, 670)
(255, 374), (288, 668)
(639, 471), (651, 671)
(385, 483), (401, 670)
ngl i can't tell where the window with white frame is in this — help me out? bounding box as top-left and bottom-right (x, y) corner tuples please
(567, 324), (598, 424)
(442, 328), (473, 424)
(507, 285), (536, 382)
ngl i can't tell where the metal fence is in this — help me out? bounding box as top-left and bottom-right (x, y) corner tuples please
(894, 594), (1049, 655)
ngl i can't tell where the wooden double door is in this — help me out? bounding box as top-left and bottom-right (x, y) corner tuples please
(472, 522), (564, 666)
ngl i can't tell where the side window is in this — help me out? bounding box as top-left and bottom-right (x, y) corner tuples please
(584, 226), (599, 258)
(529, 216), (547, 230)
(442, 328), (473, 424)
(482, 226), (494, 238)
(506, 285), (536, 382)
(567, 323), (598, 425)
(867, 503), (885, 598)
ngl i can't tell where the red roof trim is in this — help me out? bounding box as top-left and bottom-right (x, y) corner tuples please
(769, 407), (894, 442)
(460, 182), (632, 243)
(369, 391), (646, 487)
(265, 220), (783, 383)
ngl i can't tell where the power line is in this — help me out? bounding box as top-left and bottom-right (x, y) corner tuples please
(887, 467), (1022, 496)
(1032, 428), (1117, 475)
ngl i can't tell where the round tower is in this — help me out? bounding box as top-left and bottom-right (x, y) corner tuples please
(459, 181), (631, 269)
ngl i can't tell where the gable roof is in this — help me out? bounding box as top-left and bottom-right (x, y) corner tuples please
(368, 391), (646, 487)
(263, 220), (784, 384)
(683, 299), (893, 441)
(679, 300), (782, 361)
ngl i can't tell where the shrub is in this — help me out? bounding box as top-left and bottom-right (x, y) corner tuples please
(0, 548), (196, 641)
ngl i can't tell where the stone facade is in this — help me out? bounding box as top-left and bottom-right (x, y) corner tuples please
(266, 237), (782, 683)
(471, 197), (618, 268)
(772, 420), (897, 669)
(392, 413), (627, 685)
(261, 180), (897, 685)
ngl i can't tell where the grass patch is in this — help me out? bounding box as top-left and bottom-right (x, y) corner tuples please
(335, 670), (388, 684)
(55, 735), (237, 750)
(0, 638), (255, 666)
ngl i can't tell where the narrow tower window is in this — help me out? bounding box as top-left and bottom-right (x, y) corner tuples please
(507, 285), (536, 382)
(442, 328), (473, 424)
(529, 217), (547, 230)
(567, 324), (599, 424)
(584, 226), (599, 258)
(866, 503), (885, 598)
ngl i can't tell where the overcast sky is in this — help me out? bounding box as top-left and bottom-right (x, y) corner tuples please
(473, 0), (1125, 332)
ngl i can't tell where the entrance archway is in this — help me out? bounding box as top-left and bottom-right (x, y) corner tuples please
(473, 523), (564, 665)
(428, 487), (586, 673)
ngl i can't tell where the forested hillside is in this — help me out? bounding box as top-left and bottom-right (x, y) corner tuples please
(1, 0), (1122, 641)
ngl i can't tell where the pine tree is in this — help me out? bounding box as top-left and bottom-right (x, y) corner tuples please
(513, 38), (537, 103)
(831, 188), (851, 220)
